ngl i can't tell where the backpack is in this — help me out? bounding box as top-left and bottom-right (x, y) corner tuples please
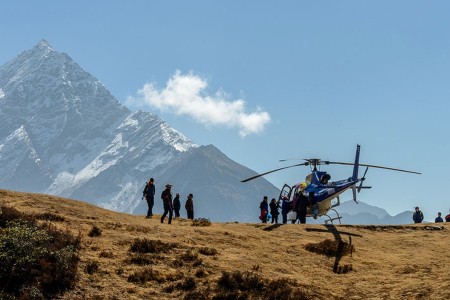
(143, 183), (148, 197)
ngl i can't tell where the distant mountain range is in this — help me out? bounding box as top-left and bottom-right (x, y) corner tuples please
(336, 200), (415, 225)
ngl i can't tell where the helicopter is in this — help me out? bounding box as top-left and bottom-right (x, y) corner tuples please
(241, 144), (421, 224)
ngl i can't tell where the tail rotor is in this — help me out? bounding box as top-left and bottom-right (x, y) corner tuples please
(357, 166), (369, 193)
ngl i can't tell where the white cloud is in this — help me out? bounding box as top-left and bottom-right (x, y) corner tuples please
(126, 70), (270, 137)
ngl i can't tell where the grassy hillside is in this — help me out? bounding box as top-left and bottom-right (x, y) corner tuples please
(1, 189), (449, 300)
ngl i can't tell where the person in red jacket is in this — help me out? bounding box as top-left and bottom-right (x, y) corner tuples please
(445, 209), (450, 222)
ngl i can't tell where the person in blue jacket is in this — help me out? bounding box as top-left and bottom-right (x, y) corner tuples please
(435, 212), (443, 223)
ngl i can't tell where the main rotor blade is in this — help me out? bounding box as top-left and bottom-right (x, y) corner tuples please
(358, 163), (421, 174)
(325, 161), (421, 175)
(241, 162), (309, 182)
(278, 158), (302, 162)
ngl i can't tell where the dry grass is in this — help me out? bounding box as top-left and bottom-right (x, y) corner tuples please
(1, 189), (450, 300)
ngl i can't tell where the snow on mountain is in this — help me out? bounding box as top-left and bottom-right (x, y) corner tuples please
(0, 125), (50, 191)
(0, 40), (279, 221)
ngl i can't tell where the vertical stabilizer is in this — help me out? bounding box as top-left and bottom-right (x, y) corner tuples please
(352, 144), (361, 181)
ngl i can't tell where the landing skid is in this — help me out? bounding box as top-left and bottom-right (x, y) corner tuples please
(324, 208), (342, 225)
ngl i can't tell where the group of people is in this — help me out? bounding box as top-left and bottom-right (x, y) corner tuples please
(412, 206), (450, 223)
(260, 199), (450, 225)
(259, 190), (310, 225)
(142, 178), (194, 224)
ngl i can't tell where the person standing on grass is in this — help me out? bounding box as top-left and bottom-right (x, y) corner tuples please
(259, 196), (269, 223)
(295, 187), (309, 224)
(269, 198), (279, 224)
(185, 193), (194, 220)
(161, 184), (173, 224)
(142, 178), (155, 218)
(412, 206), (424, 223)
(173, 193), (181, 218)
(281, 196), (292, 224)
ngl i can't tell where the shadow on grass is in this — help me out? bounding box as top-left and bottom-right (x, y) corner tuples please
(263, 224), (284, 231)
(305, 225), (362, 274)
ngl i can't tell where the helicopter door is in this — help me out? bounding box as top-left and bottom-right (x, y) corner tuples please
(278, 184), (292, 202)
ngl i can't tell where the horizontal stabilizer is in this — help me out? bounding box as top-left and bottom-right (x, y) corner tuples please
(359, 186), (372, 189)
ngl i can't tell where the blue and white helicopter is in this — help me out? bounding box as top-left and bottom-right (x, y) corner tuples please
(242, 145), (421, 224)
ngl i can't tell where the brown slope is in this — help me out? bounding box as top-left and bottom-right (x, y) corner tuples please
(1, 189), (449, 300)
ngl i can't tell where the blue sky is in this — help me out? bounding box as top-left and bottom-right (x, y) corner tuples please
(2, 1), (449, 221)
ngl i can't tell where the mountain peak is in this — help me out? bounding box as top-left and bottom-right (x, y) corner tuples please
(31, 39), (54, 54)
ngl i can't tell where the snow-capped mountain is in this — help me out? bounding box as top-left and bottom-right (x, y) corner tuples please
(0, 40), (279, 221)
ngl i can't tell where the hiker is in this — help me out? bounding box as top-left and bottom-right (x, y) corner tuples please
(445, 210), (450, 222)
(259, 196), (269, 223)
(269, 198), (279, 224)
(412, 206), (424, 223)
(281, 196), (292, 224)
(435, 212), (444, 223)
(161, 184), (173, 224)
(185, 193), (194, 220)
(295, 186), (309, 224)
(173, 193), (181, 218)
(142, 178), (155, 218)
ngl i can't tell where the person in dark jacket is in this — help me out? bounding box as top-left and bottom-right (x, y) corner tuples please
(281, 196), (292, 224)
(259, 196), (269, 223)
(142, 178), (155, 218)
(185, 193), (194, 220)
(173, 193), (181, 218)
(295, 189), (309, 224)
(435, 212), (443, 223)
(161, 184), (173, 224)
(269, 198), (279, 224)
(412, 206), (424, 223)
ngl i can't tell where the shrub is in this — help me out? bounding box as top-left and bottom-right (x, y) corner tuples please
(184, 289), (211, 300)
(180, 249), (198, 262)
(218, 270), (264, 292)
(176, 276), (196, 291)
(84, 260), (100, 275)
(0, 205), (34, 228)
(99, 250), (114, 258)
(304, 239), (353, 257)
(0, 291), (16, 300)
(129, 238), (177, 254)
(192, 218), (211, 227)
(88, 225), (102, 237)
(127, 267), (164, 284)
(35, 212), (65, 222)
(179, 249), (203, 267)
(198, 247), (218, 256)
(216, 271), (313, 300)
(195, 268), (207, 278)
(0, 219), (80, 299)
(126, 253), (159, 266)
